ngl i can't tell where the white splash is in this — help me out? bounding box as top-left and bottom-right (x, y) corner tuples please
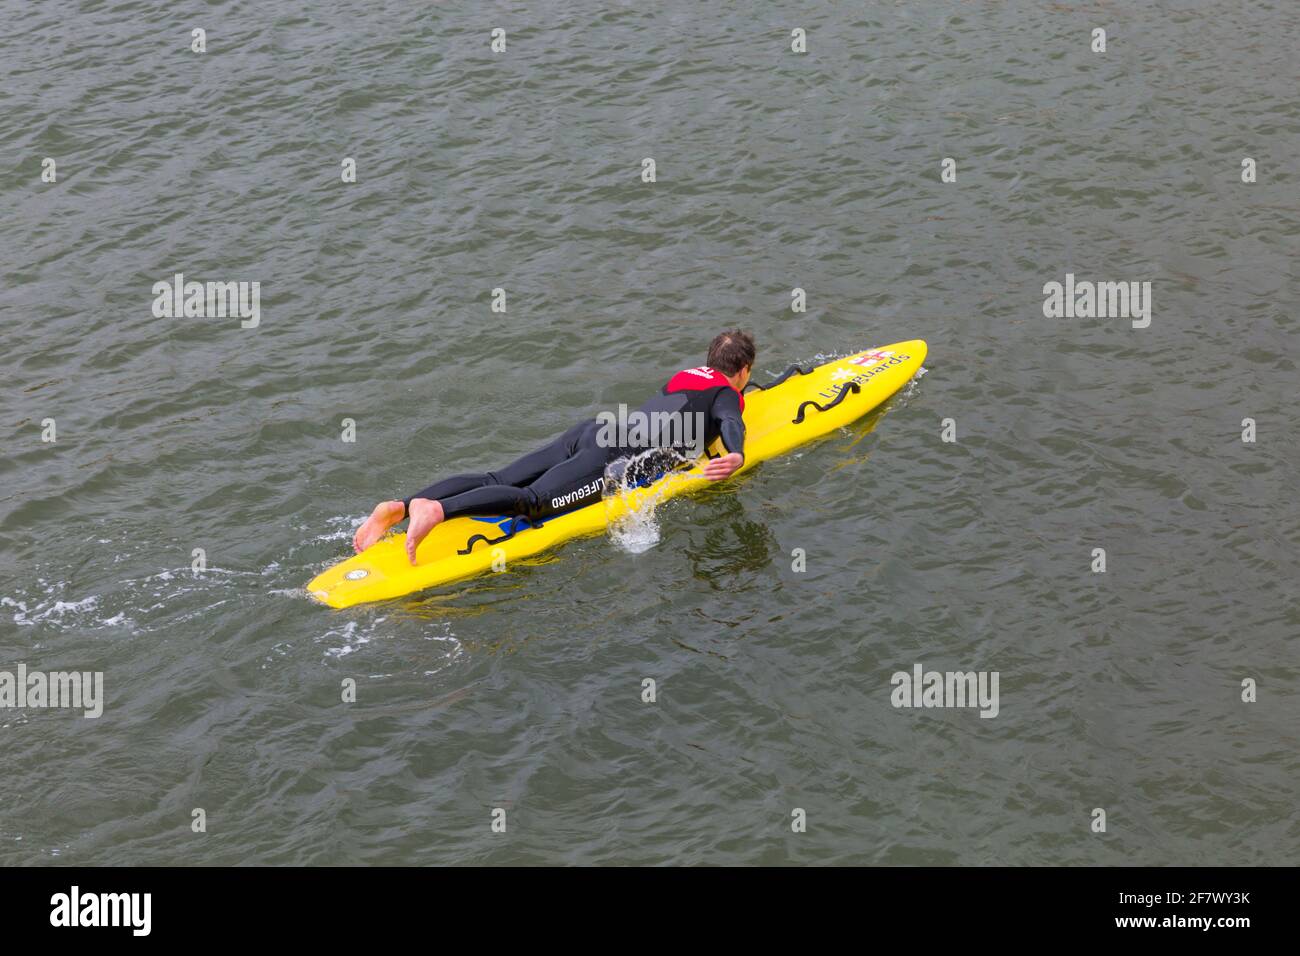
(602, 447), (696, 554)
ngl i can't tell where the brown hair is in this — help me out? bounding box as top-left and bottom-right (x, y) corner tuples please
(706, 329), (756, 376)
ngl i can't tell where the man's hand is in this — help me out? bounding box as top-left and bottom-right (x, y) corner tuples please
(702, 451), (744, 481)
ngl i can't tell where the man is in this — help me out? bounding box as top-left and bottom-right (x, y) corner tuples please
(353, 330), (755, 564)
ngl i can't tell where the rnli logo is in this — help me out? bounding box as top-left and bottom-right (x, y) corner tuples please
(345, 569), (369, 580)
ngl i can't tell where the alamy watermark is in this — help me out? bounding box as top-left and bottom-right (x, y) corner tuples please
(152, 272), (260, 328)
(891, 664), (999, 718)
(50, 886), (150, 936)
(595, 405), (707, 457)
(1, 664), (103, 718)
(1042, 273), (1151, 328)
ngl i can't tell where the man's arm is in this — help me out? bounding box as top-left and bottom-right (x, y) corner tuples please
(703, 388), (745, 480)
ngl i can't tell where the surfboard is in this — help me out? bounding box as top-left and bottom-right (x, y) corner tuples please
(307, 340), (927, 607)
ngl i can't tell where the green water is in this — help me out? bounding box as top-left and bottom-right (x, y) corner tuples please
(1, 1), (1296, 865)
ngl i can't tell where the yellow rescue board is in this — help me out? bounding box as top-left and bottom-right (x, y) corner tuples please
(307, 340), (927, 607)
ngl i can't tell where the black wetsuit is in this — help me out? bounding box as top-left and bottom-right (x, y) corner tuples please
(401, 369), (746, 522)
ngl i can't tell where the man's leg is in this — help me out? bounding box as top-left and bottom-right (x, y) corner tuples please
(353, 422), (590, 554)
(402, 421), (591, 513)
(514, 429), (612, 519)
(403, 423), (608, 564)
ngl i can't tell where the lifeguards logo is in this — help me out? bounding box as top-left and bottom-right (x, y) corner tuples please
(850, 350), (893, 366)
(816, 351), (911, 400)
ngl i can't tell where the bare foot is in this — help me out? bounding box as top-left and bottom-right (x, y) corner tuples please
(405, 498), (445, 565)
(353, 500), (405, 553)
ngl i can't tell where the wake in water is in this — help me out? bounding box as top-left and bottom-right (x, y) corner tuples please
(899, 365), (928, 401)
(601, 446), (700, 554)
